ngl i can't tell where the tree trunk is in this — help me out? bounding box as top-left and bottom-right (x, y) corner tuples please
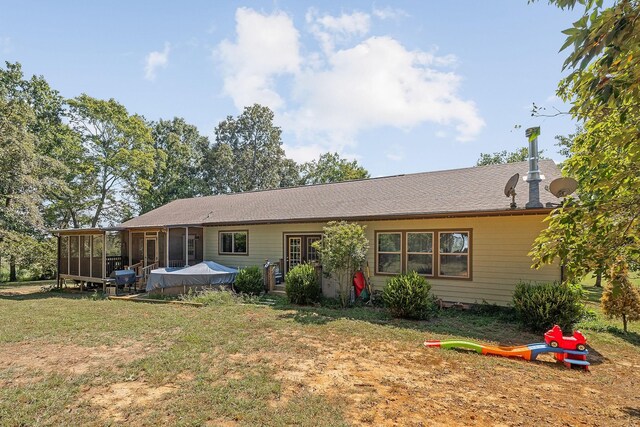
(9, 256), (17, 282)
(595, 272), (602, 288)
(622, 314), (628, 333)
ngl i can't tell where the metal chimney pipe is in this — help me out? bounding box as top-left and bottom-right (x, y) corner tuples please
(525, 127), (543, 209)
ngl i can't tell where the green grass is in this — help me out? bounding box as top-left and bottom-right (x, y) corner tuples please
(0, 285), (639, 426)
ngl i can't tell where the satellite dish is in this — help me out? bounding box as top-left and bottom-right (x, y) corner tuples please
(504, 173), (519, 209)
(548, 177), (578, 198)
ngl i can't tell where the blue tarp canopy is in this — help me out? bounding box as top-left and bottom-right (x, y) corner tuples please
(146, 261), (238, 291)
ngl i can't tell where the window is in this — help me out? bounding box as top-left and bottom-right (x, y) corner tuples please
(376, 230), (471, 279)
(188, 235), (196, 261)
(438, 232), (469, 278)
(376, 232), (402, 274)
(219, 231), (248, 255)
(406, 232), (433, 276)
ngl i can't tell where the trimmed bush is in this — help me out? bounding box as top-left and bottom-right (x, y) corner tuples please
(382, 271), (437, 320)
(513, 282), (586, 332)
(234, 266), (264, 295)
(285, 263), (320, 305)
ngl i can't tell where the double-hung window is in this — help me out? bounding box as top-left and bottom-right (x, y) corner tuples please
(219, 231), (248, 255)
(406, 232), (434, 276)
(376, 232), (402, 274)
(438, 232), (470, 278)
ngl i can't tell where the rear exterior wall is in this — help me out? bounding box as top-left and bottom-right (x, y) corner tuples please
(203, 214), (559, 305)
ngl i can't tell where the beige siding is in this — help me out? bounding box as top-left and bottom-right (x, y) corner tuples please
(204, 214), (559, 305)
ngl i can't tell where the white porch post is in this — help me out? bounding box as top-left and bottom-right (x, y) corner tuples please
(89, 235), (93, 279)
(128, 231), (132, 267)
(166, 227), (170, 268)
(184, 226), (189, 267)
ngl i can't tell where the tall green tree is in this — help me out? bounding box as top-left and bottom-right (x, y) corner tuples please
(531, 2), (640, 287)
(300, 152), (369, 185)
(203, 104), (289, 194)
(0, 62), (68, 280)
(136, 117), (209, 213)
(476, 147), (546, 166)
(66, 95), (155, 226)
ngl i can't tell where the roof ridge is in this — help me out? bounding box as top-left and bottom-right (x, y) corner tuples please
(173, 159), (553, 203)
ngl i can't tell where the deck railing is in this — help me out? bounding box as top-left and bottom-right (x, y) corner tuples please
(106, 256), (127, 276)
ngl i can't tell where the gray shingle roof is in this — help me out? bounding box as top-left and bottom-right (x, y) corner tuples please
(119, 159), (562, 228)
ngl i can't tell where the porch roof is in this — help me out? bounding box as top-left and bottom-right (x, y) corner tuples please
(118, 160), (563, 228)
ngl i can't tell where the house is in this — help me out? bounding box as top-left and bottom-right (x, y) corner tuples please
(53, 155), (563, 305)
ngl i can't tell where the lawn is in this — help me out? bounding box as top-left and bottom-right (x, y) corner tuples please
(0, 283), (639, 426)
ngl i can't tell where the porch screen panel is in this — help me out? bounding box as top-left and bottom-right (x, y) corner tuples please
(69, 236), (79, 275)
(169, 228), (184, 266)
(92, 235), (103, 278)
(59, 236), (69, 275)
(158, 231), (166, 268)
(131, 233), (144, 265)
(80, 236), (91, 277)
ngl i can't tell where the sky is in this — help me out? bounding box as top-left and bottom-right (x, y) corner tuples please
(0, 1), (584, 177)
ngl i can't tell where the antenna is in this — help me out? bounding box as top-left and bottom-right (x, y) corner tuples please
(504, 173), (519, 209)
(547, 177), (578, 198)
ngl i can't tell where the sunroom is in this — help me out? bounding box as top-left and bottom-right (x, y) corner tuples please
(54, 226), (205, 289)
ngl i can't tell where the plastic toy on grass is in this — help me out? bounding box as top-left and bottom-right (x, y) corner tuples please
(424, 325), (590, 370)
(544, 325), (587, 351)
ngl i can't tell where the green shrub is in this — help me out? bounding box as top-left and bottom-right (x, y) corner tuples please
(234, 266), (264, 295)
(513, 282), (586, 332)
(382, 272), (437, 320)
(285, 263), (320, 305)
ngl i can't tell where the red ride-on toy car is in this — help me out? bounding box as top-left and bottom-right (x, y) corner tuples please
(544, 325), (587, 351)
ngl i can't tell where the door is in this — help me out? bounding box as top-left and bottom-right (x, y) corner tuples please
(145, 237), (158, 267)
(285, 234), (322, 272)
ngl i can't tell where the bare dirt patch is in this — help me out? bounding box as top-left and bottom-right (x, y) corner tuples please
(84, 380), (176, 423)
(0, 340), (150, 380)
(254, 329), (639, 426)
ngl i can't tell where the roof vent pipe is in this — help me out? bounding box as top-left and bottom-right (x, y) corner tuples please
(524, 127), (543, 209)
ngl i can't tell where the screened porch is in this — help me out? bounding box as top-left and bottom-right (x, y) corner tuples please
(55, 226), (205, 287)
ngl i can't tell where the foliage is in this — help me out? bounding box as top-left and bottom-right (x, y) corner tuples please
(382, 272), (437, 320)
(203, 104), (291, 194)
(531, 1), (640, 282)
(180, 288), (238, 306)
(66, 94), (155, 226)
(313, 221), (369, 307)
(300, 152), (369, 185)
(137, 117), (209, 213)
(476, 147), (546, 166)
(234, 266), (264, 295)
(285, 263), (320, 305)
(512, 282), (586, 332)
(0, 62), (70, 280)
(531, 111), (640, 281)
(601, 260), (640, 332)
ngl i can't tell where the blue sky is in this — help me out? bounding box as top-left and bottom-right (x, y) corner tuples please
(0, 1), (582, 177)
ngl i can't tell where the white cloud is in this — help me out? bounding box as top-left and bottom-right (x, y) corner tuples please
(215, 8), (484, 161)
(217, 8), (300, 110)
(144, 42), (171, 81)
(372, 6), (409, 20)
(306, 9), (370, 54)
(0, 37), (12, 54)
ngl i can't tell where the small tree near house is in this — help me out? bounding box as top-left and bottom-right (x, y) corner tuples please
(601, 260), (640, 333)
(313, 221), (369, 307)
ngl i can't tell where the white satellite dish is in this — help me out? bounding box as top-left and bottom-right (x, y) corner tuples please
(504, 173), (519, 209)
(547, 177), (578, 198)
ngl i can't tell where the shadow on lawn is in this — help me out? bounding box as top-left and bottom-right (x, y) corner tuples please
(0, 288), (97, 301)
(622, 407), (640, 419)
(272, 301), (541, 347)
